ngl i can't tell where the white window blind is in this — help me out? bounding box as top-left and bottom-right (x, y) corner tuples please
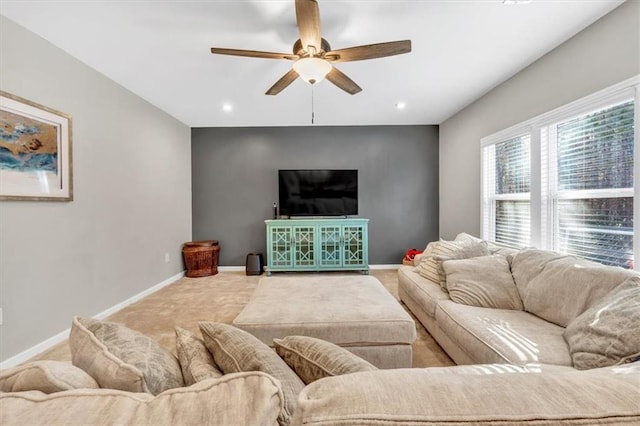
(481, 77), (638, 270)
(545, 100), (634, 269)
(482, 135), (531, 247)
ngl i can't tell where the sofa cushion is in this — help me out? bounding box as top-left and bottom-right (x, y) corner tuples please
(564, 276), (640, 369)
(398, 265), (449, 318)
(510, 249), (564, 297)
(433, 242), (490, 290)
(69, 317), (184, 395)
(0, 361), (98, 394)
(435, 300), (572, 366)
(199, 322), (304, 426)
(443, 255), (523, 310)
(0, 372), (283, 426)
(293, 363), (640, 425)
(419, 239), (490, 290)
(413, 241), (436, 267)
(416, 239), (461, 284)
(454, 232), (520, 258)
(174, 327), (222, 386)
(512, 250), (636, 327)
(274, 336), (377, 385)
(453, 232), (483, 245)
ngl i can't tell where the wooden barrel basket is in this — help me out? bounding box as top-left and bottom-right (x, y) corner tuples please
(182, 240), (220, 277)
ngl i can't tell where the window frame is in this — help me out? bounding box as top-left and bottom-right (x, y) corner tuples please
(480, 75), (640, 271)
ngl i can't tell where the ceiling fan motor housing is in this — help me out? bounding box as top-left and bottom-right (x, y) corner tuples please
(293, 38), (332, 58)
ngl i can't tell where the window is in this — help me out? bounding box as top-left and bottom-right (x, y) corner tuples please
(481, 77), (638, 270)
(544, 101), (634, 268)
(482, 135), (531, 247)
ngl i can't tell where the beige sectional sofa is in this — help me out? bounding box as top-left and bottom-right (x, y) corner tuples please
(2, 237), (639, 425)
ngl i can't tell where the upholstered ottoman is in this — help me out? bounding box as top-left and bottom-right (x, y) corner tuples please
(233, 275), (417, 368)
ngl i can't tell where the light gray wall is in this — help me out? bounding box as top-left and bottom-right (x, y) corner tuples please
(192, 126), (439, 265)
(439, 0), (640, 239)
(0, 17), (192, 363)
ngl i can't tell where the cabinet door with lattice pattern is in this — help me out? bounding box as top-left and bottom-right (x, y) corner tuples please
(318, 224), (342, 268)
(292, 225), (316, 267)
(342, 224), (366, 267)
(269, 225), (293, 268)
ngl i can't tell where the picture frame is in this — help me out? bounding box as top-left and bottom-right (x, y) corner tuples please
(0, 91), (73, 201)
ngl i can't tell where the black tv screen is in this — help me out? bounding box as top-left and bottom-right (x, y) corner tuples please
(278, 169), (358, 216)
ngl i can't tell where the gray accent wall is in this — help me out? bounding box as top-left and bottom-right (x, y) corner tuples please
(439, 1), (640, 240)
(0, 17), (192, 363)
(192, 126), (438, 265)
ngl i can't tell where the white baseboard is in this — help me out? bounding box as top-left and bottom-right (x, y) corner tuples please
(218, 266), (246, 272)
(0, 271), (185, 370)
(369, 264), (401, 270)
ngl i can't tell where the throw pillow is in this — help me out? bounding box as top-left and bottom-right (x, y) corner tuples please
(413, 241), (437, 267)
(273, 336), (377, 385)
(563, 276), (640, 370)
(0, 360), (98, 393)
(199, 322), (304, 426)
(416, 239), (462, 283)
(454, 232), (484, 245)
(433, 241), (490, 290)
(175, 327), (223, 386)
(442, 255), (523, 310)
(69, 316), (184, 395)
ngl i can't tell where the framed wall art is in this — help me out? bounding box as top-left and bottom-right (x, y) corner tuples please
(0, 91), (73, 201)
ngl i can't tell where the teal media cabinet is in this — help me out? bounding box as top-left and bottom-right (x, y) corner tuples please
(265, 218), (369, 275)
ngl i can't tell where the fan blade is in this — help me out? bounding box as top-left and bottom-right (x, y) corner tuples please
(295, 0), (322, 54)
(325, 67), (362, 95)
(326, 40), (411, 63)
(266, 69), (299, 95)
(211, 47), (298, 61)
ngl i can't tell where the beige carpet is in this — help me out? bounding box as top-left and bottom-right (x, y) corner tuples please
(29, 269), (454, 368)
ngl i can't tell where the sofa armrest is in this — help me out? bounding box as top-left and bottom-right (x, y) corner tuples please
(293, 365), (640, 425)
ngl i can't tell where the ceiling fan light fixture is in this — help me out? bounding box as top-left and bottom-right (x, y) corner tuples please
(293, 57), (332, 85)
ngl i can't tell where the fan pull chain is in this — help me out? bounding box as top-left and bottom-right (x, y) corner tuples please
(311, 85), (315, 125)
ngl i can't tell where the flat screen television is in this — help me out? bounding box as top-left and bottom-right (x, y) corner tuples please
(278, 169), (358, 217)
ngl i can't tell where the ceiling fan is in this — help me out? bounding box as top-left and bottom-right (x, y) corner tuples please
(210, 0), (411, 95)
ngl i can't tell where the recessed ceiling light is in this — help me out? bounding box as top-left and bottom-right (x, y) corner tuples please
(222, 104), (233, 112)
(395, 102), (406, 110)
(503, 0), (531, 4)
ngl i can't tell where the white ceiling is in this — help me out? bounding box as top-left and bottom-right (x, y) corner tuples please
(0, 1), (624, 127)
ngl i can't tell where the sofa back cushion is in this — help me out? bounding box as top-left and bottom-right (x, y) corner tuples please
(511, 250), (636, 327)
(564, 276), (640, 369)
(0, 372), (283, 426)
(510, 249), (563, 297)
(293, 363), (640, 425)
